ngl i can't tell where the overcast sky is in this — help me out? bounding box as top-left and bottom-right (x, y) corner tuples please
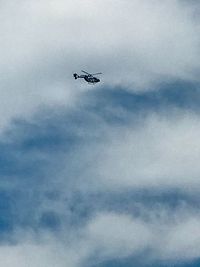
(1, 1), (200, 267)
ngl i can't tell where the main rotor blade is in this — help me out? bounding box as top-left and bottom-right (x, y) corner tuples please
(91, 72), (102, 75)
(81, 70), (90, 75)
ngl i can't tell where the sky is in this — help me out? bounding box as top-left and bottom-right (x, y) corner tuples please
(1, 0), (200, 266)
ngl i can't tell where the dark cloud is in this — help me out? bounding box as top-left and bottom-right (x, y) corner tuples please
(0, 82), (200, 243)
(1, 1), (200, 266)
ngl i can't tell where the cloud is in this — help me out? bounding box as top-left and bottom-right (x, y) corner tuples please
(1, 2), (200, 265)
(85, 210), (200, 264)
(0, 98), (200, 266)
(82, 110), (200, 192)
(1, 207), (200, 267)
(0, 0), (200, 131)
(85, 212), (153, 260)
(0, 237), (88, 267)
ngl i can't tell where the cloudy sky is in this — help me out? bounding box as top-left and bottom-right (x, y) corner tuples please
(1, 0), (200, 266)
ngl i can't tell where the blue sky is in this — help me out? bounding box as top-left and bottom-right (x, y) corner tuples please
(1, 1), (200, 267)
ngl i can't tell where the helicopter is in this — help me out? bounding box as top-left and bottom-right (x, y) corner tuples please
(73, 70), (102, 84)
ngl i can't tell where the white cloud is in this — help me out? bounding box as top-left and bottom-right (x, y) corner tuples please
(1, 2), (200, 266)
(75, 110), (200, 192)
(0, 0), (200, 130)
(85, 210), (200, 263)
(1, 208), (200, 267)
(0, 240), (87, 267)
(160, 216), (200, 260)
(85, 212), (153, 260)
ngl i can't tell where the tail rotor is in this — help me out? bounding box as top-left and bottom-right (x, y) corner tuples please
(73, 73), (78, 79)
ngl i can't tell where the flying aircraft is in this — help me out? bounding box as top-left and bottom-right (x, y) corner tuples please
(73, 70), (102, 84)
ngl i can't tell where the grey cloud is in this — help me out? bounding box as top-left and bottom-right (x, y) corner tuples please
(82, 111), (200, 192)
(1, 1), (200, 265)
(0, 107), (200, 266)
(0, 0), (200, 130)
(1, 207), (200, 267)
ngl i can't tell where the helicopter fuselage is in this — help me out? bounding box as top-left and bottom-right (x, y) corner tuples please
(73, 71), (101, 84)
(84, 75), (100, 84)
(74, 74), (100, 84)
